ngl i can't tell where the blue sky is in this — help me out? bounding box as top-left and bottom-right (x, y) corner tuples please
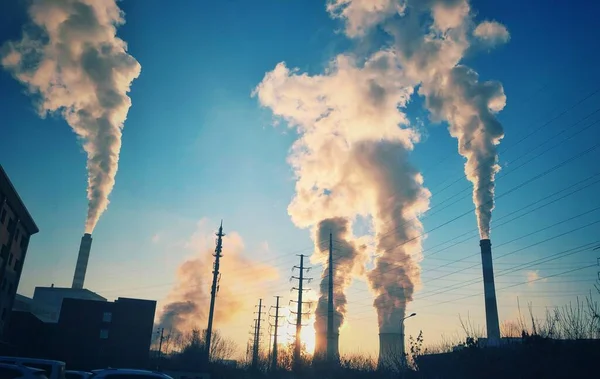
(1, 0), (600, 354)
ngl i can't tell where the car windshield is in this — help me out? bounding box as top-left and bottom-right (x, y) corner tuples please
(104, 375), (160, 379)
(33, 372), (49, 379)
(65, 373), (83, 379)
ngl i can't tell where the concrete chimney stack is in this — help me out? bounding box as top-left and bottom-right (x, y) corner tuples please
(72, 233), (93, 289)
(480, 239), (500, 344)
(378, 333), (403, 369)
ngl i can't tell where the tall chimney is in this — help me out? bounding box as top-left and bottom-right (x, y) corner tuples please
(480, 239), (500, 344)
(378, 333), (403, 369)
(315, 331), (338, 362)
(72, 233), (93, 289)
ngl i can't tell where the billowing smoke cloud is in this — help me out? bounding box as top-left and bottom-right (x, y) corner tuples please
(254, 48), (431, 334)
(474, 21), (511, 48)
(1, 0), (141, 233)
(257, 0), (508, 335)
(329, 0), (509, 239)
(360, 141), (429, 332)
(424, 67), (505, 238)
(313, 218), (365, 353)
(158, 221), (279, 335)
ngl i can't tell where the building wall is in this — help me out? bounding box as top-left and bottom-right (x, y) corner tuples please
(32, 287), (106, 322)
(0, 165), (38, 339)
(55, 297), (156, 370)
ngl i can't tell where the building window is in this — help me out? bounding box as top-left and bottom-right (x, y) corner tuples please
(103, 312), (112, 323)
(7, 282), (13, 295)
(7, 254), (13, 267)
(100, 329), (109, 339)
(14, 228), (20, 243)
(20, 235), (28, 250)
(14, 259), (21, 273)
(1, 278), (6, 291)
(1, 307), (6, 321)
(0, 208), (6, 224)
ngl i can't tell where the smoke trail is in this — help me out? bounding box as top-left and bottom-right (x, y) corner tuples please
(328, 0), (509, 238)
(313, 218), (365, 354)
(257, 0), (508, 336)
(254, 51), (430, 335)
(358, 141), (429, 332)
(423, 67), (505, 239)
(1, 0), (141, 233)
(158, 222), (279, 335)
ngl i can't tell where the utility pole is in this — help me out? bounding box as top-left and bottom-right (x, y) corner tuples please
(252, 299), (265, 370)
(291, 254), (311, 370)
(205, 221), (225, 363)
(155, 327), (165, 370)
(157, 328), (165, 358)
(270, 295), (284, 371)
(326, 232), (335, 363)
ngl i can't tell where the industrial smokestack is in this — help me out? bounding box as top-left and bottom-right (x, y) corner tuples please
(315, 331), (339, 362)
(480, 239), (500, 344)
(72, 233), (93, 289)
(378, 333), (403, 369)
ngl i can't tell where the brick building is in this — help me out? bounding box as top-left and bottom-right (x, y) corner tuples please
(0, 165), (38, 339)
(55, 297), (157, 369)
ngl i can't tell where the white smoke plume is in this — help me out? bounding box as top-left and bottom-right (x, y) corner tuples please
(474, 21), (511, 48)
(256, 0), (508, 335)
(313, 218), (366, 356)
(329, 0), (509, 239)
(158, 221), (279, 335)
(1, 0), (141, 233)
(254, 50), (431, 334)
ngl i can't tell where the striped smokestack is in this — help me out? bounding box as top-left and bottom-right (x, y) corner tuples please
(480, 239), (500, 344)
(72, 233), (93, 289)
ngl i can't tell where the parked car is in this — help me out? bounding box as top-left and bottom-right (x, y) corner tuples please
(65, 371), (92, 379)
(89, 369), (173, 379)
(0, 358), (65, 379)
(0, 363), (48, 379)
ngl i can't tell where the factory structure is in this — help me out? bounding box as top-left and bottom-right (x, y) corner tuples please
(480, 239), (501, 345)
(72, 233), (93, 289)
(2, 160), (505, 370)
(14, 232), (101, 323)
(310, 236), (502, 369)
(0, 164), (156, 367)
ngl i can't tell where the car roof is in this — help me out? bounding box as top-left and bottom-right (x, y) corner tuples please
(0, 363), (46, 373)
(91, 369), (171, 378)
(0, 357), (66, 365)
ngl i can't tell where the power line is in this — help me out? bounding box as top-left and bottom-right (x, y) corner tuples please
(343, 238), (599, 321)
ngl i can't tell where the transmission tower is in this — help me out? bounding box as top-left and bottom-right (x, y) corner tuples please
(291, 254), (312, 370)
(270, 295), (285, 371)
(247, 321), (256, 364)
(205, 221), (225, 362)
(326, 232), (335, 363)
(252, 298), (265, 370)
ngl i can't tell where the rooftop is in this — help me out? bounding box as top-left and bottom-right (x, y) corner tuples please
(0, 164), (39, 235)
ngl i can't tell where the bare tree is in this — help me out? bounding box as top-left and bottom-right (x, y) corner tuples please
(458, 313), (484, 340)
(500, 320), (521, 338)
(423, 332), (463, 354)
(555, 297), (592, 339)
(339, 354), (376, 372)
(208, 329), (237, 362)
